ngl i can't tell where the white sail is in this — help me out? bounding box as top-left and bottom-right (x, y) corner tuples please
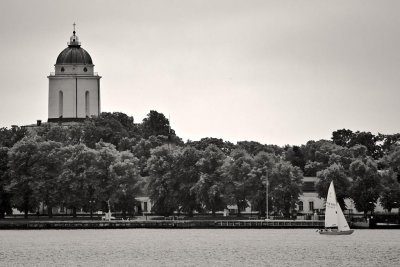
(325, 181), (338, 228)
(320, 181), (353, 235)
(336, 203), (350, 231)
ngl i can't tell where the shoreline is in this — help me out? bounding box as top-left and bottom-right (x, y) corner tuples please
(1, 219), (398, 229)
(0, 219), (323, 229)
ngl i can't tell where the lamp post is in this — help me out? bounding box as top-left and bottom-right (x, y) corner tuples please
(89, 200), (95, 219)
(266, 173), (269, 220)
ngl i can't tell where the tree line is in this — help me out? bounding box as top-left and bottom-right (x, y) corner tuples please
(1, 111), (400, 218)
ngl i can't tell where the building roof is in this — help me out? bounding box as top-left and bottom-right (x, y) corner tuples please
(56, 47), (93, 65)
(56, 29), (93, 65)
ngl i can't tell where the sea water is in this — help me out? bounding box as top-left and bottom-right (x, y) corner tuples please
(0, 229), (399, 266)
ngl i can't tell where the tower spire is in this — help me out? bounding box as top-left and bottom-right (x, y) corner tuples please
(68, 23), (80, 47)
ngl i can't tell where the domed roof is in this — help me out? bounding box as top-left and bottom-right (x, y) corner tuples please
(56, 46), (93, 65)
(56, 28), (93, 65)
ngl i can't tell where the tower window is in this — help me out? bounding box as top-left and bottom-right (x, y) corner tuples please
(61, 67), (65, 72)
(85, 91), (90, 117)
(59, 91), (63, 117)
(84, 67), (87, 72)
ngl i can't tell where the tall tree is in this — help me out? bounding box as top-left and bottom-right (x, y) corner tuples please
(193, 145), (227, 216)
(247, 152), (277, 216)
(222, 149), (254, 216)
(380, 145), (400, 181)
(146, 145), (179, 216)
(379, 169), (400, 212)
(268, 161), (303, 218)
(348, 131), (382, 159)
(0, 147), (12, 218)
(7, 137), (42, 218)
(31, 141), (64, 217)
(110, 151), (142, 218)
(174, 146), (202, 216)
(316, 163), (351, 210)
(349, 158), (382, 216)
(332, 129), (354, 147)
(140, 110), (172, 138)
(57, 144), (100, 217)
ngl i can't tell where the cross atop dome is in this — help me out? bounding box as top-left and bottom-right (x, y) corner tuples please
(68, 22), (81, 47)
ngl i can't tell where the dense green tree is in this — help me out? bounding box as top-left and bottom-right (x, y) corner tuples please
(110, 151), (142, 218)
(380, 145), (400, 181)
(0, 147), (12, 218)
(332, 129), (381, 158)
(379, 133), (400, 154)
(349, 131), (382, 159)
(187, 138), (235, 155)
(146, 145), (179, 216)
(0, 126), (27, 148)
(93, 142), (126, 204)
(316, 163), (351, 210)
(222, 149), (254, 216)
(193, 145), (227, 216)
(140, 110), (172, 139)
(247, 152), (277, 216)
(174, 147), (202, 216)
(81, 114), (129, 149)
(58, 142), (141, 217)
(285, 145), (306, 171)
(304, 161), (325, 177)
(349, 145), (368, 159)
(332, 129), (354, 147)
(130, 136), (170, 176)
(268, 161), (303, 218)
(379, 169), (400, 212)
(349, 158), (382, 216)
(302, 140), (360, 176)
(57, 144), (100, 217)
(31, 141), (64, 217)
(117, 137), (138, 152)
(7, 137), (42, 218)
(101, 112), (135, 133)
(36, 124), (80, 145)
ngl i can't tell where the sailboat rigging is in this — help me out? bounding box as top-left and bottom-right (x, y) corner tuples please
(318, 181), (354, 235)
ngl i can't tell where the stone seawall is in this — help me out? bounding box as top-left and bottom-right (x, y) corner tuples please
(0, 220), (325, 229)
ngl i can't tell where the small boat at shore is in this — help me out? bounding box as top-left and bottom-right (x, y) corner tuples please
(318, 181), (354, 235)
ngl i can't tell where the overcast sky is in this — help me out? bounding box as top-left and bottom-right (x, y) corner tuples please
(1, 0), (399, 146)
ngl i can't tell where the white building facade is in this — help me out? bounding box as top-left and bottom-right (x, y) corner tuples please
(48, 27), (101, 122)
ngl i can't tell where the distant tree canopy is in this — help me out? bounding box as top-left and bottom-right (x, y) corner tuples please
(0, 112), (399, 218)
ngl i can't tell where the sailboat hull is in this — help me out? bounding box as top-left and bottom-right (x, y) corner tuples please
(319, 229), (354, 235)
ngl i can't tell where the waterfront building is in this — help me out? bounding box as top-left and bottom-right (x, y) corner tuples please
(48, 24), (101, 123)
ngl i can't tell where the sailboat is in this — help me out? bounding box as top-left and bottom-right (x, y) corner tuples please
(318, 181), (354, 235)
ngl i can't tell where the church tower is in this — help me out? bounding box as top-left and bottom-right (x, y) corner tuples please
(48, 24), (101, 122)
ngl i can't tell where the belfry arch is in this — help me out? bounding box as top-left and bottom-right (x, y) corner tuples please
(59, 91), (63, 117)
